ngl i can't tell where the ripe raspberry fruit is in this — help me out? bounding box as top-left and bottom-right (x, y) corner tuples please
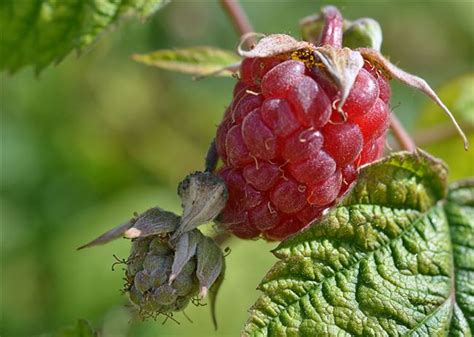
(215, 60), (390, 240)
(214, 9), (394, 241)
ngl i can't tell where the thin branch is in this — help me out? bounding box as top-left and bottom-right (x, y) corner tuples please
(219, 0), (255, 47)
(390, 114), (416, 152)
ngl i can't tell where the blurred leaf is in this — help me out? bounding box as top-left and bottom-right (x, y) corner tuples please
(417, 75), (474, 127)
(132, 46), (241, 76)
(54, 319), (98, 337)
(243, 151), (473, 336)
(0, 0), (169, 74)
(415, 74), (474, 180)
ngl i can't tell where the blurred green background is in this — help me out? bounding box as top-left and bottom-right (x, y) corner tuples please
(1, 1), (473, 336)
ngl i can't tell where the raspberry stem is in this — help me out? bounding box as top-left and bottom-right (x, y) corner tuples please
(219, 0), (255, 47)
(390, 114), (416, 151)
(205, 139), (219, 172)
(318, 6), (344, 48)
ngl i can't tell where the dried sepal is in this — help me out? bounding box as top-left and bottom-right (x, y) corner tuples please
(77, 220), (133, 250)
(175, 171), (228, 237)
(360, 48), (469, 150)
(195, 236), (224, 298)
(169, 229), (203, 283)
(209, 258), (226, 330)
(238, 33), (313, 58)
(124, 207), (180, 239)
(314, 45), (364, 113)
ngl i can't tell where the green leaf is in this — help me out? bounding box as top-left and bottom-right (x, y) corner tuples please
(132, 47), (241, 77)
(0, 0), (168, 74)
(243, 151), (473, 336)
(445, 179), (474, 334)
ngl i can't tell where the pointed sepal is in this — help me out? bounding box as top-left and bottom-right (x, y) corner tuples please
(124, 207), (180, 239)
(238, 34), (313, 58)
(195, 236), (224, 299)
(77, 220), (133, 250)
(314, 45), (364, 113)
(209, 258), (226, 330)
(175, 172), (228, 237)
(169, 229), (203, 283)
(360, 48), (469, 150)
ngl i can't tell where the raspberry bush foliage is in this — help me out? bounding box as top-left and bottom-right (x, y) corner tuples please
(244, 151), (473, 336)
(0, 0), (170, 74)
(3, 2), (472, 336)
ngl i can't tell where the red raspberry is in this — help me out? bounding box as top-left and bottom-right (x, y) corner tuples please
(214, 55), (391, 241)
(214, 10), (392, 241)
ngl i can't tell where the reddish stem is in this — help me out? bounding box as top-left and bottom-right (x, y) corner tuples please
(219, 0), (255, 48)
(318, 6), (344, 48)
(390, 114), (417, 151)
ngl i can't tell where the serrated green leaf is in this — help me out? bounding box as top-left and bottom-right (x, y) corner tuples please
(132, 47), (241, 77)
(445, 179), (474, 335)
(243, 151), (473, 336)
(0, 0), (168, 74)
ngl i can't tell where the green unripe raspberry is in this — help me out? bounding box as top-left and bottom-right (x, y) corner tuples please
(125, 236), (200, 314)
